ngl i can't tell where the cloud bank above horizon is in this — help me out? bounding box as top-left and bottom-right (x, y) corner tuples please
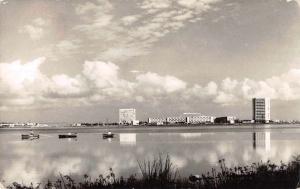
(1, 0), (300, 121)
(1, 58), (300, 112)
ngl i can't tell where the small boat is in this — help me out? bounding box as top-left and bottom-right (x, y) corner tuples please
(58, 133), (77, 138)
(103, 131), (114, 139)
(21, 131), (39, 140)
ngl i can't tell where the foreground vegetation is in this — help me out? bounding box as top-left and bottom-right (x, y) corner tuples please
(6, 154), (300, 189)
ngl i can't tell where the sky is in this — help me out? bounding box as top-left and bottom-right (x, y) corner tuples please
(1, 0), (300, 122)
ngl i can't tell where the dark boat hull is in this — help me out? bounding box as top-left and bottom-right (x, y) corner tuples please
(58, 134), (77, 138)
(21, 134), (39, 140)
(103, 134), (114, 138)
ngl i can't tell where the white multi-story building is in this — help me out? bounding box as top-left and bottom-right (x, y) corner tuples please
(119, 108), (136, 125)
(148, 113), (215, 125)
(148, 117), (166, 125)
(183, 113), (215, 124)
(187, 115), (215, 124)
(166, 116), (187, 124)
(252, 98), (271, 123)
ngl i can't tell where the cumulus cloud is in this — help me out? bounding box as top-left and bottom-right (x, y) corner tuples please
(0, 57), (46, 96)
(2, 58), (300, 110)
(136, 72), (187, 94)
(0, 58), (185, 109)
(0, 0), (8, 5)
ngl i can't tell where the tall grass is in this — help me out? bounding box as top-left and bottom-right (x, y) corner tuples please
(137, 153), (178, 188)
(5, 154), (300, 189)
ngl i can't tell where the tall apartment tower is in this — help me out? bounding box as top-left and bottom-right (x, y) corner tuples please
(119, 108), (136, 125)
(252, 98), (271, 123)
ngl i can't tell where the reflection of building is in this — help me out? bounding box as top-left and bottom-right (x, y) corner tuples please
(252, 98), (271, 123)
(119, 108), (136, 125)
(179, 133), (202, 138)
(119, 133), (136, 146)
(214, 116), (236, 124)
(252, 131), (271, 152)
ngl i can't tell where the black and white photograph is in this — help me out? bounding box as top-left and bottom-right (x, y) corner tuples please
(1, 0), (300, 188)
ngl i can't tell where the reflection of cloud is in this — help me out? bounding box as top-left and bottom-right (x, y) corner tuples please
(54, 157), (82, 175)
(0, 135), (140, 184)
(3, 157), (41, 185)
(217, 142), (234, 155)
(120, 133), (136, 146)
(242, 149), (251, 163)
(2, 131), (300, 185)
(171, 155), (187, 169)
(0, 182), (5, 188)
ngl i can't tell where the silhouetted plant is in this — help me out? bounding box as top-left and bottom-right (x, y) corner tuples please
(5, 154), (300, 189)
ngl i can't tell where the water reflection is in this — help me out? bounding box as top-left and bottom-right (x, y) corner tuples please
(1, 128), (300, 185)
(179, 133), (202, 138)
(252, 131), (271, 152)
(119, 133), (136, 146)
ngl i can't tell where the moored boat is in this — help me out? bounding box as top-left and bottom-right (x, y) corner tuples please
(58, 133), (77, 138)
(103, 131), (114, 138)
(21, 131), (39, 140)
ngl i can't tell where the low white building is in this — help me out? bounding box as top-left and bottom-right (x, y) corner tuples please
(187, 115), (215, 124)
(183, 113), (215, 124)
(166, 116), (187, 124)
(148, 117), (166, 125)
(148, 113), (215, 125)
(132, 120), (139, 126)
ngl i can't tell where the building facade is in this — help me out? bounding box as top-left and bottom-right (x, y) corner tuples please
(148, 117), (166, 125)
(148, 113), (215, 125)
(119, 108), (136, 125)
(252, 98), (271, 123)
(214, 116), (236, 124)
(166, 116), (187, 124)
(186, 115), (215, 124)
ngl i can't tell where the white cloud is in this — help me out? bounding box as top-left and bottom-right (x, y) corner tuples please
(172, 11), (194, 21)
(3, 57), (300, 110)
(177, 0), (221, 11)
(0, 58), (187, 109)
(130, 70), (142, 74)
(136, 72), (187, 94)
(140, 0), (172, 13)
(32, 18), (47, 26)
(0, 0), (8, 5)
(0, 57), (46, 95)
(21, 25), (44, 40)
(19, 18), (49, 40)
(121, 15), (140, 26)
(48, 74), (87, 98)
(287, 0), (300, 5)
(64, 0), (222, 62)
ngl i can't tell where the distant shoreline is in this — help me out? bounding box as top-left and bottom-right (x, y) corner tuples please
(1, 123), (300, 133)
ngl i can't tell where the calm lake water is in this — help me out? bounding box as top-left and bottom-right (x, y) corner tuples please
(1, 126), (300, 185)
